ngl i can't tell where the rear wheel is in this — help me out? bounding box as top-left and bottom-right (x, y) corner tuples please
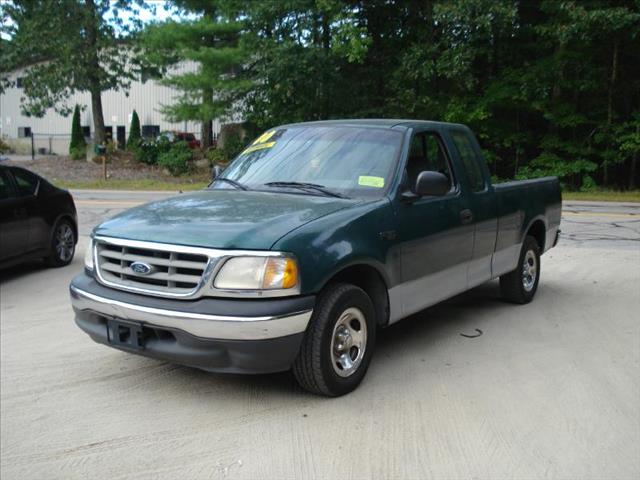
(46, 219), (76, 267)
(293, 283), (376, 396)
(499, 235), (540, 304)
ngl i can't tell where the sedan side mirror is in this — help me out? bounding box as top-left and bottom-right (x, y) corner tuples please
(415, 171), (450, 196)
(211, 165), (224, 181)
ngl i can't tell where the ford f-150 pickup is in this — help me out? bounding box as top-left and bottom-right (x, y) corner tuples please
(70, 120), (561, 396)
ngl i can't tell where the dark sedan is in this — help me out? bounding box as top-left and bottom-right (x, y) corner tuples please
(0, 165), (78, 269)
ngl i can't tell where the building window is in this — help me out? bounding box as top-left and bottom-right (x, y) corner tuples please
(18, 127), (32, 138)
(16, 77), (24, 88)
(141, 125), (160, 138)
(82, 126), (91, 139)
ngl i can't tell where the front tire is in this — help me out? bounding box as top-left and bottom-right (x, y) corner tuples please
(293, 283), (376, 396)
(46, 219), (76, 267)
(499, 235), (541, 304)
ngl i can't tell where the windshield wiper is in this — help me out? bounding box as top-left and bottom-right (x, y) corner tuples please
(212, 177), (249, 191)
(264, 181), (349, 199)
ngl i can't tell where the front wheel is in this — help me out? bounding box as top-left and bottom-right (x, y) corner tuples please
(293, 283), (376, 396)
(499, 235), (541, 304)
(46, 219), (76, 267)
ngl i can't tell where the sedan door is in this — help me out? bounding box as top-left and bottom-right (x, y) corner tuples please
(9, 167), (49, 254)
(389, 129), (475, 322)
(0, 169), (30, 262)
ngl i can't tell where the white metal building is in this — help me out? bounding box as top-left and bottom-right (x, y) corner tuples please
(0, 62), (221, 155)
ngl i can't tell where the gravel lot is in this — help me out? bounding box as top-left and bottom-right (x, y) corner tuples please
(1, 194), (639, 480)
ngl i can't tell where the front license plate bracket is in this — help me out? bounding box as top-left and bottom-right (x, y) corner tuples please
(107, 319), (145, 350)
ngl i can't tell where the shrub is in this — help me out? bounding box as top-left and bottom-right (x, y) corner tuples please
(133, 136), (171, 165)
(158, 141), (192, 176)
(0, 137), (11, 154)
(206, 147), (228, 167)
(69, 104), (86, 160)
(222, 130), (246, 161)
(580, 175), (597, 192)
(127, 110), (141, 149)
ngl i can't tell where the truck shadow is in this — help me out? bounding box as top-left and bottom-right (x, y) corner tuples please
(377, 280), (505, 350)
(167, 280), (523, 397)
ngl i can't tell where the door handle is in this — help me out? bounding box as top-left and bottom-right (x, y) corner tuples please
(460, 209), (473, 225)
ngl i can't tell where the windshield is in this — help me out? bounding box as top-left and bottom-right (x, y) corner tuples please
(211, 126), (403, 198)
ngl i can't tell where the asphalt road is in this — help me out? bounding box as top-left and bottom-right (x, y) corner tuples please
(1, 191), (639, 480)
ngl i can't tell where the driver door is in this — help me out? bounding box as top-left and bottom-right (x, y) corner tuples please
(390, 129), (474, 322)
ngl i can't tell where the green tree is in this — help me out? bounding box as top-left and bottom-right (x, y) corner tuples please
(69, 104), (85, 159)
(232, 0), (640, 189)
(141, 0), (247, 148)
(127, 109), (141, 148)
(1, 0), (148, 144)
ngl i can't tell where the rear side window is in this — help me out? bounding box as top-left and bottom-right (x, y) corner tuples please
(0, 170), (14, 199)
(11, 168), (39, 196)
(451, 131), (485, 192)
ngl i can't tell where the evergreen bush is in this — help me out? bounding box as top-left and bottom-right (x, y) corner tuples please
(69, 105), (85, 160)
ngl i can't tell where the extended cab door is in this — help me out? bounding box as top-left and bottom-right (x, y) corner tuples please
(389, 128), (475, 322)
(447, 129), (498, 288)
(0, 168), (30, 262)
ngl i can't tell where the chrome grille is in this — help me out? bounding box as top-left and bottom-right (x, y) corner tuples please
(95, 239), (210, 295)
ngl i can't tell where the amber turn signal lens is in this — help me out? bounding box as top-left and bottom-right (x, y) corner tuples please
(262, 257), (298, 289)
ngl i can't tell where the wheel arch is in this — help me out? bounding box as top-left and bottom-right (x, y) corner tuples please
(319, 262), (390, 328)
(524, 217), (546, 251)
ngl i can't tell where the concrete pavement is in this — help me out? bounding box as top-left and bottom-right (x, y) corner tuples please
(1, 192), (639, 479)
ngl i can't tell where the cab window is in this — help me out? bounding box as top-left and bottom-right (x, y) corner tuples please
(406, 132), (454, 193)
(451, 131), (485, 192)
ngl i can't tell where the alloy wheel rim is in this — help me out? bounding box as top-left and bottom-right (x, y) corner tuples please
(522, 249), (537, 292)
(330, 307), (367, 377)
(55, 224), (74, 262)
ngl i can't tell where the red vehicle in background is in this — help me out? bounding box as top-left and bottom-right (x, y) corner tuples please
(159, 131), (201, 149)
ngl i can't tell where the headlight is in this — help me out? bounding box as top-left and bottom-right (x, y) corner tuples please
(214, 256), (298, 291)
(84, 239), (94, 270)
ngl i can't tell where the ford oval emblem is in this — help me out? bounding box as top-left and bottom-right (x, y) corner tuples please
(130, 261), (153, 275)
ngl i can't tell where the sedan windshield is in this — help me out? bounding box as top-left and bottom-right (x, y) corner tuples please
(211, 126), (403, 198)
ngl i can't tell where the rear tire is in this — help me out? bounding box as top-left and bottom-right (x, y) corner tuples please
(46, 218), (76, 267)
(500, 235), (540, 304)
(292, 283), (376, 396)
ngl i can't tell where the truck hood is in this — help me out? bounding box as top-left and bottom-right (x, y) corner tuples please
(93, 189), (357, 250)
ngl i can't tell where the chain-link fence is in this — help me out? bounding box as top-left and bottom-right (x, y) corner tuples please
(3, 129), (212, 159)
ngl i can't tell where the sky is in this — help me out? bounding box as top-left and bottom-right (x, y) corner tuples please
(0, 0), (194, 41)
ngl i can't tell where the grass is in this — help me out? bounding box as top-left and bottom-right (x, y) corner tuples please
(562, 190), (640, 202)
(52, 178), (209, 191)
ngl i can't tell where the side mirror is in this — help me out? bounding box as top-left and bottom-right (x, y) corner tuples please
(402, 171), (450, 202)
(415, 171), (450, 196)
(211, 165), (224, 180)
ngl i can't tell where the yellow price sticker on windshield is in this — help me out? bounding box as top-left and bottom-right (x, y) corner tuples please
(253, 130), (276, 145)
(242, 141), (276, 155)
(358, 176), (385, 188)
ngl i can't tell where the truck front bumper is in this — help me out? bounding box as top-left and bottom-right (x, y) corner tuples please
(70, 274), (314, 374)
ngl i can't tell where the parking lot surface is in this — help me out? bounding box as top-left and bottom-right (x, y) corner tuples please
(1, 192), (639, 479)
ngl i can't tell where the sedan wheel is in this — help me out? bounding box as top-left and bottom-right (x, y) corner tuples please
(47, 219), (76, 267)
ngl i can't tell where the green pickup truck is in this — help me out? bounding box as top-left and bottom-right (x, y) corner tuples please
(70, 120), (561, 396)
